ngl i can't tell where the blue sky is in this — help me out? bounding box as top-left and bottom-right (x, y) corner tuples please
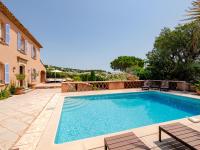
(3, 0), (192, 71)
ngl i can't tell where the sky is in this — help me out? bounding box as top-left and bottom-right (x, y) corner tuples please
(3, 0), (193, 71)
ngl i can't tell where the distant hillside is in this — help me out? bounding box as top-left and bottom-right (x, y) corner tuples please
(44, 65), (109, 73)
(44, 64), (139, 81)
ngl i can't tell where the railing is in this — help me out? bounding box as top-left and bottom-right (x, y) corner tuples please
(61, 80), (196, 93)
(61, 80), (144, 92)
(124, 81), (144, 89)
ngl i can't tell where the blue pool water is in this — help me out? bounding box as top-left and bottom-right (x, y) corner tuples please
(55, 91), (200, 144)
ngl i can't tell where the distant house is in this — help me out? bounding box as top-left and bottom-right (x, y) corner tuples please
(0, 2), (46, 89)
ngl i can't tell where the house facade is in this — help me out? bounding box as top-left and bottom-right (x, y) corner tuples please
(0, 2), (46, 89)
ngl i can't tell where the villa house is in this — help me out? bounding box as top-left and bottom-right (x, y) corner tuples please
(0, 2), (46, 89)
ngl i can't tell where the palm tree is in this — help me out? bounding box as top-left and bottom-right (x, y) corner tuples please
(187, 0), (200, 21)
(186, 1), (200, 50)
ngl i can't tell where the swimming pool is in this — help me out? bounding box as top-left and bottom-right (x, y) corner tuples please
(55, 91), (200, 144)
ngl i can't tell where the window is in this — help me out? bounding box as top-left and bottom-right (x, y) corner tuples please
(17, 32), (27, 54)
(0, 22), (2, 40)
(0, 23), (10, 45)
(17, 32), (21, 50)
(25, 40), (28, 54)
(31, 45), (37, 59)
(21, 37), (25, 52)
(0, 22), (5, 43)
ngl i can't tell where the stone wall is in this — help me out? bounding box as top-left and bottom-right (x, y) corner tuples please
(61, 80), (195, 93)
(61, 80), (144, 93)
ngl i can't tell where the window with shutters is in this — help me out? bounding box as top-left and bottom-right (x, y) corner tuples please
(20, 37), (26, 54)
(17, 32), (27, 55)
(31, 45), (37, 59)
(0, 21), (5, 44)
(21, 37), (25, 52)
(17, 32), (21, 50)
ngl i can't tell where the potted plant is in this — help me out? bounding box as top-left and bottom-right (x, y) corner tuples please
(28, 83), (36, 89)
(195, 81), (200, 95)
(15, 74), (26, 95)
(9, 83), (16, 95)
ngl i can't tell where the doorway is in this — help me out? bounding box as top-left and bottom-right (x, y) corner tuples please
(19, 65), (25, 87)
(40, 71), (46, 83)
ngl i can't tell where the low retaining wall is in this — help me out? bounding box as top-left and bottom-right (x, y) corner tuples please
(61, 80), (195, 93)
(62, 80), (144, 92)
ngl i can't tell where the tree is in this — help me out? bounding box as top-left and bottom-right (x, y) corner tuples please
(129, 66), (151, 80)
(110, 56), (144, 72)
(146, 22), (200, 81)
(187, 0), (200, 21)
(89, 71), (96, 81)
(187, 1), (200, 51)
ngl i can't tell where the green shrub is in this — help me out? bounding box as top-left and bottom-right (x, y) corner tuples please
(16, 74), (26, 81)
(195, 81), (200, 90)
(73, 76), (81, 81)
(80, 73), (90, 81)
(0, 87), (10, 100)
(89, 71), (96, 81)
(9, 84), (16, 95)
(105, 73), (127, 81)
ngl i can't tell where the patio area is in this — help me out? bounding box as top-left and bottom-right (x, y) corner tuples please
(35, 83), (61, 89)
(0, 88), (198, 150)
(17, 89), (200, 150)
(0, 89), (59, 150)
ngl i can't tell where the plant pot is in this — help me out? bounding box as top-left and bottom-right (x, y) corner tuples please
(196, 90), (200, 95)
(15, 87), (24, 95)
(28, 83), (36, 89)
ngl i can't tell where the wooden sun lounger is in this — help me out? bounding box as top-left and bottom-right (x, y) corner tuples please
(159, 123), (200, 150)
(160, 86), (169, 91)
(104, 132), (150, 150)
(150, 85), (160, 90)
(142, 86), (150, 90)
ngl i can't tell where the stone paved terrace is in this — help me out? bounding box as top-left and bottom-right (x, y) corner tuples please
(35, 83), (61, 89)
(4, 89), (200, 150)
(0, 89), (59, 150)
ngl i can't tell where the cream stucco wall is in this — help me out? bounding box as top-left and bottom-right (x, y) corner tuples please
(0, 11), (46, 87)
